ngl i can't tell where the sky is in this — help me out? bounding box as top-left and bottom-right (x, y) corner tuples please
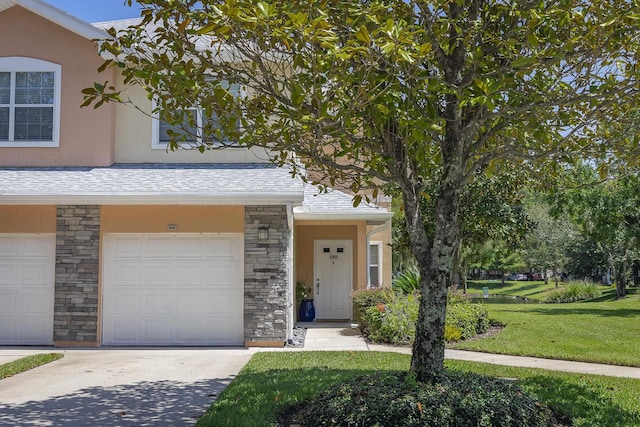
(44, 0), (143, 23)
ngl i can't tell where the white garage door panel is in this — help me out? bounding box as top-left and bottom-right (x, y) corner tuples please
(103, 234), (244, 346)
(0, 234), (55, 345)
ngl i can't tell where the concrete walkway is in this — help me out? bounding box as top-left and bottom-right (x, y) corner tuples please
(294, 324), (640, 379)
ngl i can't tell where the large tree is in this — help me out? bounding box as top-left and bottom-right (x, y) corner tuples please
(522, 197), (578, 286)
(555, 172), (640, 297)
(86, 0), (640, 380)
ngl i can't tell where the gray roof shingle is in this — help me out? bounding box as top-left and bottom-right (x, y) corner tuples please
(0, 163), (304, 205)
(295, 185), (392, 222)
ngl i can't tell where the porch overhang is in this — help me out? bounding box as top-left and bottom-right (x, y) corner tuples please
(293, 209), (393, 225)
(295, 185), (392, 224)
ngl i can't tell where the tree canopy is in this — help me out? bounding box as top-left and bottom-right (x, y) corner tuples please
(553, 171), (640, 297)
(86, 0), (640, 380)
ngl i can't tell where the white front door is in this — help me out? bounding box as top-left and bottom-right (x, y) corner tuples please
(314, 240), (352, 319)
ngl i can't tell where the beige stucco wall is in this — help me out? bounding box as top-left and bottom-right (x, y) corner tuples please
(0, 205), (56, 233)
(294, 221), (367, 295)
(0, 6), (115, 167)
(100, 205), (245, 233)
(113, 77), (272, 164)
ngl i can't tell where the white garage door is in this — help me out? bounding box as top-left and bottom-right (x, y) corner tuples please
(102, 234), (244, 346)
(0, 234), (55, 345)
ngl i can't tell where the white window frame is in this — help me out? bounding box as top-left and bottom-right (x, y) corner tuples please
(151, 81), (244, 149)
(368, 241), (383, 287)
(0, 57), (61, 148)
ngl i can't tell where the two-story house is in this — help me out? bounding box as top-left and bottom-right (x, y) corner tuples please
(0, 0), (392, 348)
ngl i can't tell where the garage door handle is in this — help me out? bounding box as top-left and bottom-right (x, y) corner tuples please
(316, 280), (320, 295)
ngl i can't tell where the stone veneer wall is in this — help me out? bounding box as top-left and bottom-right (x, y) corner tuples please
(54, 205), (100, 343)
(244, 205), (290, 343)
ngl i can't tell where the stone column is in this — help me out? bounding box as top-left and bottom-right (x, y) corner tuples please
(54, 205), (100, 346)
(244, 206), (289, 345)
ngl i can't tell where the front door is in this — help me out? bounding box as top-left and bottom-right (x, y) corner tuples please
(314, 240), (352, 319)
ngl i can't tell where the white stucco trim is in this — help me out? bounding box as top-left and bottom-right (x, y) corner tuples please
(0, 193), (305, 205)
(293, 210), (394, 223)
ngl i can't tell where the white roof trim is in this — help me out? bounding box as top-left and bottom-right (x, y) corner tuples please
(293, 208), (394, 223)
(0, 192), (304, 206)
(0, 0), (107, 40)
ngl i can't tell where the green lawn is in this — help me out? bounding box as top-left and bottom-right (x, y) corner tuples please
(452, 287), (640, 366)
(466, 279), (561, 300)
(0, 353), (63, 380)
(197, 351), (640, 427)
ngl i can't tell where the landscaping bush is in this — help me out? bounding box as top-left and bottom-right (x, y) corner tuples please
(447, 284), (471, 304)
(352, 288), (393, 311)
(352, 288), (393, 330)
(393, 269), (421, 294)
(446, 302), (490, 339)
(444, 324), (463, 342)
(545, 281), (600, 303)
(282, 371), (554, 427)
(356, 288), (489, 344)
(361, 293), (418, 345)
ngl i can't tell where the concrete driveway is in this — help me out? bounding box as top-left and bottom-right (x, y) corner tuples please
(0, 348), (258, 426)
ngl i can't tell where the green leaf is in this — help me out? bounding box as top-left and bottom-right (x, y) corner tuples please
(511, 57), (536, 69)
(600, 17), (617, 27)
(376, 104), (389, 115)
(418, 43), (432, 55)
(355, 26), (371, 44)
(291, 82), (305, 106)
(256, 2), (271, 17)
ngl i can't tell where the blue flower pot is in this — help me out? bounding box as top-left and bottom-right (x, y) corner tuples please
(298, 299), (316, 322)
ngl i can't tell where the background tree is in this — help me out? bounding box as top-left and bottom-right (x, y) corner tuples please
(564, 237), (609, 282)
(468, 239), (526, 284)
(522, 198), (578, 286)
(391, 169), (533, 291)
(555, 172), (640, 297)
(455, 171), (533, 290)
(86, 0), (640, 379)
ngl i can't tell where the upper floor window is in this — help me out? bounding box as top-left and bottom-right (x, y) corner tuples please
(151, 81), (242, 149)
(0, 57), (61, 147)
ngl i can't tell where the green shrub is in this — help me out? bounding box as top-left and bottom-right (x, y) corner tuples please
(393, 269), (421, 294)
(444, 324), (463, 342)
(352, 288), (393, 329)
(352, 288), (393, 311)
(447, 284), (471, 304)
(282, 371), (554, 427)
(361, 293), (418, 345)
(446, 302), (490, 339)
(470, 303), (491, 334)
(545, 281), (600, 303)
(357, 288), (489, 344)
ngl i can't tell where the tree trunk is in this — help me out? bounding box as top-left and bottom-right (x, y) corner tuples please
(409, 7), (465, 380)
(615, 259), (627, 298)
(462, 258), (469, 293)
(410, 180), (460, 381)
(553, 265), (558, 288)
